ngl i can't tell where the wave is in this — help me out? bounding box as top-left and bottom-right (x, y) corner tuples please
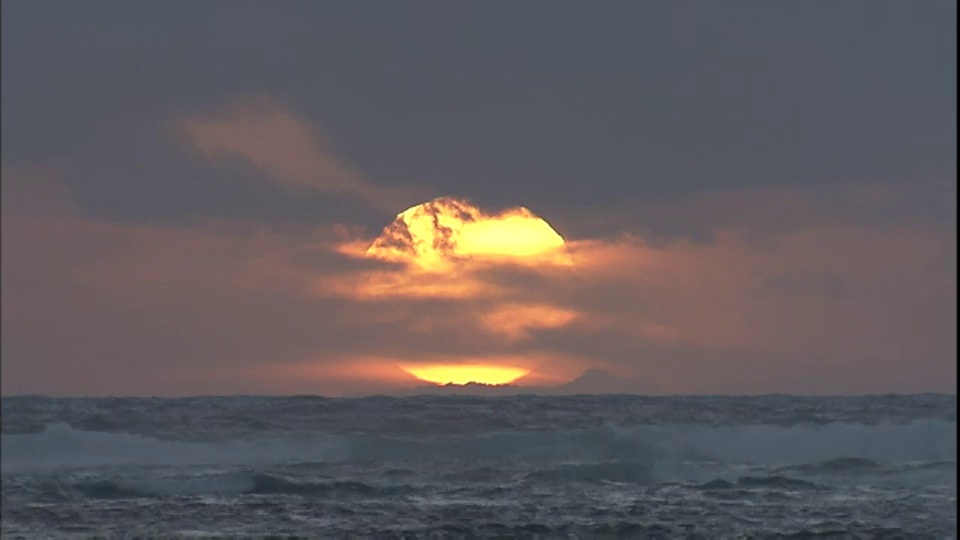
(2, 420), (955, 476)
(734, 475), (822, 490)
(0, 423), (346, 473)
(775, 457), (882, 475)
(696, 475), (821, 491)
(46, 469), (821, 501)
(526, 460), (652, 484)
(250, 474), (407, 498)
(630, 419), (956, 464)
(69, 473), (406, 499)
(350, 523), (931, 539)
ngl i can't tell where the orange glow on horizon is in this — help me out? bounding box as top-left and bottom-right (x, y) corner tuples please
(399, 364), (530, 386)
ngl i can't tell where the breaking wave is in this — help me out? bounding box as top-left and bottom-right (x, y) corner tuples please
(4, 396), (953, 538)
(0, 423), (346, 473)
(2, 419), (954, 478)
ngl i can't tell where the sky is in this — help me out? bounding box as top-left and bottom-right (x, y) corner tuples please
(2, 1), (956, 396)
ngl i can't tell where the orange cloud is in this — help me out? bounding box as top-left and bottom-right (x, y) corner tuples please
(2, 169), (954, 396)
(479, 303), (578, 342)
(318, 266), (496, 300)
(557, 223), (955, 394)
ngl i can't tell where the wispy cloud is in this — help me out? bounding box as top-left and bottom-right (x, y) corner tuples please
(178, 97), (418, 211)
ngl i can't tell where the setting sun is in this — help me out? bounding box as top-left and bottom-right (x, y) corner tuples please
(345, 197), (580, 384)
(400, 364), (530, 386)
(366, 197), (574, 270)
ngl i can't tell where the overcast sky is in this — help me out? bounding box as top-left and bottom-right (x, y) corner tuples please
(2, 1), (956, 396)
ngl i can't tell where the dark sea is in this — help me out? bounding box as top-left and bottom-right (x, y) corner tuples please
(1, 394), (956, 539)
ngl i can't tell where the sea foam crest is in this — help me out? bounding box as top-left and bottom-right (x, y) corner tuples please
(2, 419), (955, 474)
(0, 423), (346, 473)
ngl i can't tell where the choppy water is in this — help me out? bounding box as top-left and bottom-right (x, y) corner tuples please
(1, 394), (956, 538)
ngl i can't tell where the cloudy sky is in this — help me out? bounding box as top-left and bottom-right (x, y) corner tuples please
(2, 1), (956, 396)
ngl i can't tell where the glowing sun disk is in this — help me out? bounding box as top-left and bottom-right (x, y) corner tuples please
(400, 364), (530, 385)
(366, 197), (573, 270)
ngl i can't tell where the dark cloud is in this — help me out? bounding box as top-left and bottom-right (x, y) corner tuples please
(2, 1), (955, 229)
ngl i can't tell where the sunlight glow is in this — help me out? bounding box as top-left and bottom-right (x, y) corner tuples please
(399, 364), (530, 385)
(366, 197), (573, 271)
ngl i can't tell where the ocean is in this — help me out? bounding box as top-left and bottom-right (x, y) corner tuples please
(1, 394), (956, 538)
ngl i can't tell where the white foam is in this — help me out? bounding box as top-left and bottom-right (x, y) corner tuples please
(2, 420), (955, 478)
(0, 423), (347, 473)
(632, 419), (957, 465)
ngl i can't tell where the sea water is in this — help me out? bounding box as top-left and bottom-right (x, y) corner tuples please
(1, 394), (956, 538)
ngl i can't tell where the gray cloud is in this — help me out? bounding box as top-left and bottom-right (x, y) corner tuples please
(2, 2), (954, 229)
(756, 271), (851, 301)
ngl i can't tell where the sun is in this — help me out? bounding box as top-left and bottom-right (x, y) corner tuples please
(399, 364), (530, 386)
(362, 197), (573, 387)
(366, 197), (573, 270)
